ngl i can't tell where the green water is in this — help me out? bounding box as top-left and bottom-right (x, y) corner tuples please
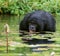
(0, 15), (60, 33)
(56, 15), (60, 32)
(0, 15), (20, 33)
(0, 15), (60, 56)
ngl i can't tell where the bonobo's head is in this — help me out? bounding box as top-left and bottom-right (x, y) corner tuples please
(29, 21), (37, 33)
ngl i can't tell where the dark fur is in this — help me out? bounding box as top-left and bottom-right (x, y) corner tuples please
(19, 10), (56, 34)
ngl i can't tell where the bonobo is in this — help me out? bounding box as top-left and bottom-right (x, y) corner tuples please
(19, 10), (56, 35)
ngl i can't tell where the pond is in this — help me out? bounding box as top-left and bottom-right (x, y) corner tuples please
(55, 15), (60, 32)
(0, 15), (60, 33)
(0, 15), (60, 55)
(0, 15), (20, 33)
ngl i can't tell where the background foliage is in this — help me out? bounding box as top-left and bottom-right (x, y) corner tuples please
(0, 0), (60, 15)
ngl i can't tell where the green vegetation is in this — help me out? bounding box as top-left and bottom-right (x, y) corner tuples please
(0, 0), (60, 56)
(0, 0), (60, 15)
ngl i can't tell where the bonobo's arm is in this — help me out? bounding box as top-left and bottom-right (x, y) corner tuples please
(19, 13), (32, 36)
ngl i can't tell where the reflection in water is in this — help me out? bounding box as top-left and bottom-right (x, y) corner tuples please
(0, 15), (20, 33)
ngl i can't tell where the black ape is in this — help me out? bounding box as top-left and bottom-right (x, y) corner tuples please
(19, 10), (56, 34)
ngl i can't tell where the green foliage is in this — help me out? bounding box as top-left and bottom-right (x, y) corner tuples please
(0, 0), (60, 15)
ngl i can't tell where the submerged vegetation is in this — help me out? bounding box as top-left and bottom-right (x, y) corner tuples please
(0, 0), (60, 15)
